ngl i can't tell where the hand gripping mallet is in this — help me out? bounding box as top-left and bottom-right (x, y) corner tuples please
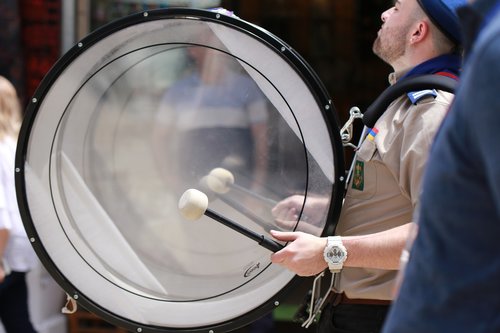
(178, 189), (283, 252)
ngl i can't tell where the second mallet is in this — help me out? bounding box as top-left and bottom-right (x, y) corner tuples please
(178, 189), (283, 253)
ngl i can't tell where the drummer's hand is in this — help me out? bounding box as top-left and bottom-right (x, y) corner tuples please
(270, 230), (327, 276)
(272, 195), (328, 229)
(271, 195), (303, 226)
(0, 264), (5, 283)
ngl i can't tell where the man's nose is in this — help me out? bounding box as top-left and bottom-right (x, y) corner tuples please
(381, 7), (395, 22)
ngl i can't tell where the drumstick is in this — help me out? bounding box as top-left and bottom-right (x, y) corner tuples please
(206, 168), (310, 225)
(199, 175), (276, 231)
(178, 189), (283, 252)
(206, 168), (277, 206)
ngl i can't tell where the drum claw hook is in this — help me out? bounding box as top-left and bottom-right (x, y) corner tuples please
(340, 107), (363, 148)
(61, 293), (78, 314)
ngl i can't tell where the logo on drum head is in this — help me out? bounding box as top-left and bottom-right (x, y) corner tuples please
(244, 262), (261, 278)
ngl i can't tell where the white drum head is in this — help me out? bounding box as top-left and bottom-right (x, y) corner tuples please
(15, 8), (345, 332)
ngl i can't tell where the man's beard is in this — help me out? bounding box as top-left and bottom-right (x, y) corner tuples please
(372, 25), (409, 65)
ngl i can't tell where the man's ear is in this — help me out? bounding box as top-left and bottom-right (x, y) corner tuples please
(409, 20), (429, 44)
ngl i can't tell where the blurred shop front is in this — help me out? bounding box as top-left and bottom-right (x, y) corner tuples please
(0, 1), (390, 333)
(1, 0), (391, 119)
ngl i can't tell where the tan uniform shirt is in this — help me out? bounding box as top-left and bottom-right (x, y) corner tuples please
(336, 74), (454, 300)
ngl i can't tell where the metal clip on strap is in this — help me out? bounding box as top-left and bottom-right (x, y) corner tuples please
(340, 107), (363, 149)
(301, 271), (336, 328)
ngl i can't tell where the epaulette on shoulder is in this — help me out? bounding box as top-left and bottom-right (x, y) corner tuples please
(407, 89), (438, 105)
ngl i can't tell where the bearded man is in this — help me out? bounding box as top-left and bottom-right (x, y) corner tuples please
(269, 1), (466, 332)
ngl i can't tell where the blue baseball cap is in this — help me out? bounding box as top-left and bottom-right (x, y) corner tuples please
(417, 0), (467, 45)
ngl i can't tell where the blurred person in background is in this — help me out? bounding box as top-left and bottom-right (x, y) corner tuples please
(153, 41), (270, 195)
(0, 75), (38, 333)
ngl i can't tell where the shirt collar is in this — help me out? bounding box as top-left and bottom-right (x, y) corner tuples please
(388, 70), (409, 85)
(388, 54), (462, 84)
(401, 54), (462, 80)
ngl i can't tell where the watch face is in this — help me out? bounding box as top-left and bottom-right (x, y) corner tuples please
(326, 246), (346, 263)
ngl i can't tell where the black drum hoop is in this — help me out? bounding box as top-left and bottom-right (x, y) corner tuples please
(15, 8), (346, 333)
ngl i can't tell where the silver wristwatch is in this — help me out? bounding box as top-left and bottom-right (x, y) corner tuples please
(323, 236), (347, 273)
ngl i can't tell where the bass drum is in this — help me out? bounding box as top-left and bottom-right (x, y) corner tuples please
(15, 8), (345, 333)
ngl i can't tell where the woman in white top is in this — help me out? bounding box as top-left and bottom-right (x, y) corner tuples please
(0, 75), (38, 333)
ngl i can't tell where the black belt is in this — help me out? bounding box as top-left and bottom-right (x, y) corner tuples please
(331, 293), (391, 306)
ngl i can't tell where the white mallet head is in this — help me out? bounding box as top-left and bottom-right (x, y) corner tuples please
(206, 167), (235, 194)
(178, 189), (209, 221)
